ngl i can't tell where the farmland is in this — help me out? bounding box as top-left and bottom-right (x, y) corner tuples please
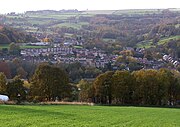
(0, 44), (48, 49)
(136, 36), (180, 48)
(0, 105), (179, 127)
(3, 9), (180, 49)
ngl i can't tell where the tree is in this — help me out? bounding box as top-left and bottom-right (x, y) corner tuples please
(0, 33), (11, 44)
(132, 69), (160, 105)
(77, 79), (94, 102)
(162, 69), (180, 105)
(6, 76), (26, 102)
(0, 61), (11, 78)
(93, 71), (114, 104)
(16, 67), (27, 79)
(0, 72), (7, 94)
(30, 64), (70, 101)
(9, 42), (20, 55)
(64, 62), (84, 83)
(112, 70), (133, 104)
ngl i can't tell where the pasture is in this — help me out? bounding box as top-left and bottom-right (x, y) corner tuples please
(136, 35), (180, 48)
(0, 105), (179, 127)
(0, 44), (48, 49)
(0, 44), (9, 49)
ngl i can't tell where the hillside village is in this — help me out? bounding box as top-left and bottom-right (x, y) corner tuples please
(0, 9), (180, 75)
(1, 39), (179, 70)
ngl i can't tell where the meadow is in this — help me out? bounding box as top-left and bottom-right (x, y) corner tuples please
(0, 44), (48, 49)
(0, 105), (179, 127)
(136, 35), (180, 48)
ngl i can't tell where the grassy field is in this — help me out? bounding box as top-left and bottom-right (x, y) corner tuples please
(0, 44), (49, 49)
(0, 44), (9, 49)
(158, 36), (180, 45)
(136, 35), (180, 48)
(136, 40), (154, 48)
(0, 105), (179, 127)
(52, 22), (89, 29)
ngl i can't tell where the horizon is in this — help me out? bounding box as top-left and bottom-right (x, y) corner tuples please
(0, 0), (180, 14)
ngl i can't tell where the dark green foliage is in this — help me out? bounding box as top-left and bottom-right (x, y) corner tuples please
(6, 76), (27, 101)
(59, 62), (102, 83)
(30, 64), (70, 101)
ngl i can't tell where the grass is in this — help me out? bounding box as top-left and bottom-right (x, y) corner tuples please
(0, 105), (179, 127)
(0, 44), (49, 49)
(20, 45), (49, 49)
(52, 22), (89, 29)
(136, 35), (180, 48)
(74, 46), (83, 49)
(158, 36), (180, 45)
(136, 40), (155, 49)
(0, 44), (9, 49)
(114, 9), (162, 15)
(81, 10), (116, 15)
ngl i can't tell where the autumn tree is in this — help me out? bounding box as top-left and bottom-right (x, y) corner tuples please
(112, 70), (133, 104)
(30, 64), (70, 101)
(132, 69), (161, 105)
(16, 67), (27, 79)
(161, 69), (180, 105)
(78, 79), (94, 102)
(93, 71), (114, 104)
(0, 72), (7, 94)
(0, 61), (11, 78)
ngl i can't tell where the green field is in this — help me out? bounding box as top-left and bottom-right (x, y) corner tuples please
(158, 36), (180, 45)
(20, 45), (49, 49)
(0, 105), (179, 127)
(52, 22), (89, 29)
(0, 44), (49, 49)
(136, 40), (154, 48)
(0, 44), (9, 49)
(136, 35), (180, 49)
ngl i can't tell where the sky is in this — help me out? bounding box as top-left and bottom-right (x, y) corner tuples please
(0, 0), (179, 14)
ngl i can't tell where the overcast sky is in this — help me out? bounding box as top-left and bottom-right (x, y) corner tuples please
(0, 0), (179, 14)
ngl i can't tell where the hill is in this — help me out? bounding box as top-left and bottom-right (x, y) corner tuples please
(0, 9), (180, 64)
(1, 9), (179, 47)
(0, 24), (37, 44)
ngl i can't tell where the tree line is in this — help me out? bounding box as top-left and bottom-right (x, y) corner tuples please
(0, 63), (180, 106)
(79, 69), (180, 106)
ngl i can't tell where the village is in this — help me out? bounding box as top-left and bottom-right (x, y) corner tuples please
(0, 34), (179, 71)
(11, 38), (179, 70)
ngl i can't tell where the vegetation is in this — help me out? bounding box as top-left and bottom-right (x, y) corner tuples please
(0, 72), (7, 94)
(0, 59), (180, 106)
(0, 25), (37, 44)
(80, 69), (180, 105)
(6, 76), (27, 102)
(30, 64), (70, 101)
(1, 9), (180, 50)
(0, 9), (180, 106)
(0, 44), (49, 49)
(0, 105), (179, 127)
